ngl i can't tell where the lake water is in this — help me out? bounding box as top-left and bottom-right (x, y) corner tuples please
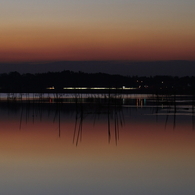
(0, 94), (195, 195)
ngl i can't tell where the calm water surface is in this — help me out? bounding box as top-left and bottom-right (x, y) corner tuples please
(0, 94), (195, 195)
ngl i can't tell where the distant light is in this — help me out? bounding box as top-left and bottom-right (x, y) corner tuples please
(63, 87), (138, 90)
(46, 86), (55, 90)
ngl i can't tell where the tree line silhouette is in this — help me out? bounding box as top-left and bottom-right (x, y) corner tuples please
(0, 70), (195, 94)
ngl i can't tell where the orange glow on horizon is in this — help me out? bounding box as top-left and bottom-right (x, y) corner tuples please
(0, 25), (195, 62)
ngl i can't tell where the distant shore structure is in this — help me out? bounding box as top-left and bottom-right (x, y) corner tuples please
(63, 86), (137, 90)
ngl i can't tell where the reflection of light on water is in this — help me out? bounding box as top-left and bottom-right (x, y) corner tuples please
(0, 92), (155, 103)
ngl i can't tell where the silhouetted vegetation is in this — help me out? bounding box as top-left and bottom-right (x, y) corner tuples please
(0, 70), (195, 94)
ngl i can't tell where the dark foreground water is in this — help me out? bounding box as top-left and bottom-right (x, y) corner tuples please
(0, 94), (195, 195)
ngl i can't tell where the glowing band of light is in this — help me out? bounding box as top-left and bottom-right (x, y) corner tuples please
(63, 87), (137, 90)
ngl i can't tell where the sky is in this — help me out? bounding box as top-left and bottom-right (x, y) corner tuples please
(0, 0), (195, 62)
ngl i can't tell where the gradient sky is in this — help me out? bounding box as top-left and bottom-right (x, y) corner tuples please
(1, 0), (195, 62)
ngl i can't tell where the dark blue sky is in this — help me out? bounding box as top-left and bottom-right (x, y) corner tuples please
(0, 60), (195, 77)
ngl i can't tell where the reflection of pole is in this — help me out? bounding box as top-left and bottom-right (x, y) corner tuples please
(76, 109), (83, 146)
(73, 93), (84, 146)
(58, 101), (61, 138)
(73, 94), (78, 143)
(114, 89), (118, 145)
(192, 105), (195, 129)
(165, 95), (171, 129)
(173, 94), (176, 129)
(32, 93), (35, 124)
(107, 88), (111, 143)
(114, 111), (118, 145)
(155, 93), (159, 122)
(52, 93), (61, 138)
(19, 103), (23, 130)
(192, 94), (195, 129)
